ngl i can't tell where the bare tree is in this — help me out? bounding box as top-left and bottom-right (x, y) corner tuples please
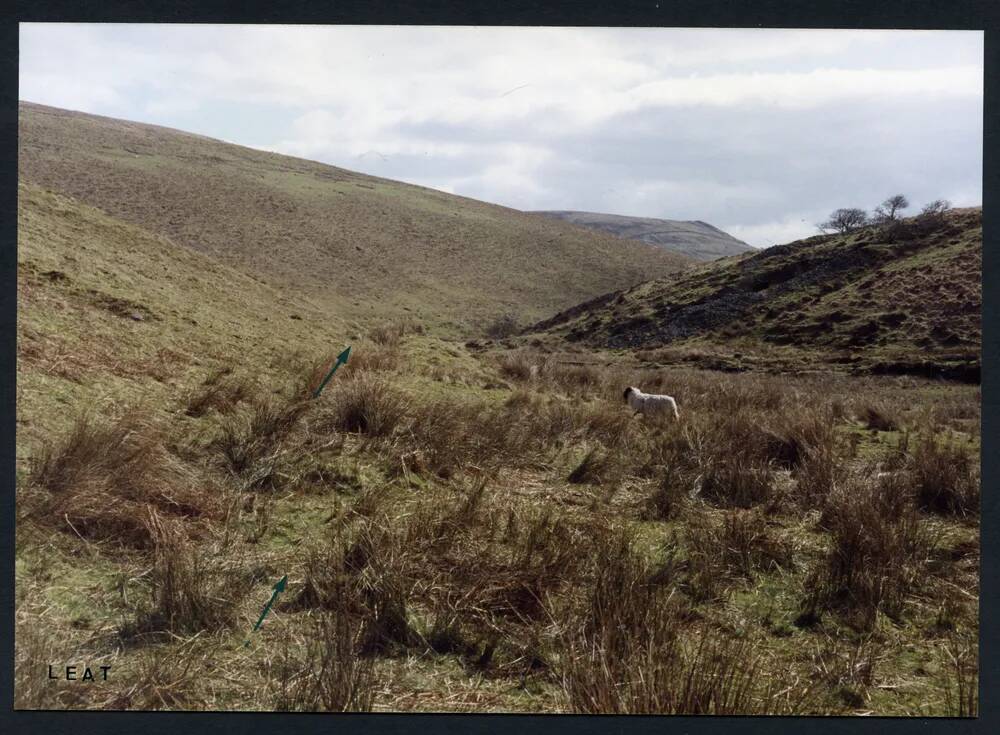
(920, 199), (952, 218)
(873, 194), (909, 223)
(819, 208), (869, 234)
(884, 198), (953, 241)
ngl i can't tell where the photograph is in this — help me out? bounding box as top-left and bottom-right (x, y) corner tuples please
(13, 23), (982, 715)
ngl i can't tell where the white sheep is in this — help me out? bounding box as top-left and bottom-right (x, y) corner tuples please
(623, 386), (680, 420)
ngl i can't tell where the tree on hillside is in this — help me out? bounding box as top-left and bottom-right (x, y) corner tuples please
(883, 198), (953, 242)
(873, 194), (909, 223)
(920, 199), (952, 218)
(819, 208), (869, 234)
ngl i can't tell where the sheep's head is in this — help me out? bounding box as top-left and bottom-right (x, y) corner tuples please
(622, 387), (636, 402)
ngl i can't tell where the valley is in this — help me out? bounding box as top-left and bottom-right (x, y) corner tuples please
(14, 104), (981, 716)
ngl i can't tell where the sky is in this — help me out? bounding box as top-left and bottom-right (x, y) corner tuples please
(19, 25), (983, 248)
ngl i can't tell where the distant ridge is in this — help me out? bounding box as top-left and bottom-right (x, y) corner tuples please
(533, 210), (754, 261)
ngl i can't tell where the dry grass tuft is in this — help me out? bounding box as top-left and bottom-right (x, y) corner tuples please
(273, 612), (377, 712)
(497, 350), (543, 382)
(214, 396), (311, 490)
(183, 367), (251, 417)
(670, 508), (792, 601)
(127, 511), (246, 638)
(547, 362), (602, 391)
(340, 517), (419, 655)
(808, 635), (879, 710)
(107, 643), (212, 710)
(347, 344), (401, 376)
(28, 412), (222, 548)
(567, 445), (612, 485)
(698, 451), (774, 509)
(319, 372), (410, 437)
(940, 631), (978, 717)
(367, 319), (421, 347)
(396, 396), (514, 478)
(560, 529), (780, 714)
(799, 472), (932, 630)
(794, 438), (847, 508)
(15, 603), (67, 709)
(715, 509), (795, 579)
(642, 465), (692, 521)
(859, 401), (901, 432)
(909, 432), (979, 516)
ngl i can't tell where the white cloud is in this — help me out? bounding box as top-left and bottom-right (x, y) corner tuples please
(622, 65), (982, 111)
(726, 217), (823, 249)
(430, 143), (557, 208)
(601, 179), (782, 221)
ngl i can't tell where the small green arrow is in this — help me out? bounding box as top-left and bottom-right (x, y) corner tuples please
(312, 346), (351, 398)
(244, 575), (287, 648)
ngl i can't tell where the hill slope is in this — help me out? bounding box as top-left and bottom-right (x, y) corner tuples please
(18, 102), (691, 334)
(530, 209), (981, 380)
(16, 182), (354, 459)
(16, 184), (981, 719)
(533, 210), (753, 261)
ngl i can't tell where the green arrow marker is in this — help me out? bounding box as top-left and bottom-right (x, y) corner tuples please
(244, 575), (288, 648)
(312, 346), (351, 399)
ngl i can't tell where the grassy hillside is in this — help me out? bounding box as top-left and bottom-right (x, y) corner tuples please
(16, 182), (356, 463)
(534, 210), (754, 261)
(529, 209), (981, 380)
(16, 183), (979, 716)
(18, 102), (691, 334)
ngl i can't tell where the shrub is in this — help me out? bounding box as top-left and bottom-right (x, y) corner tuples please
(485, 313), (520, 339)
(819, 208), (869, 234)
(920, 199), (951, 220)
